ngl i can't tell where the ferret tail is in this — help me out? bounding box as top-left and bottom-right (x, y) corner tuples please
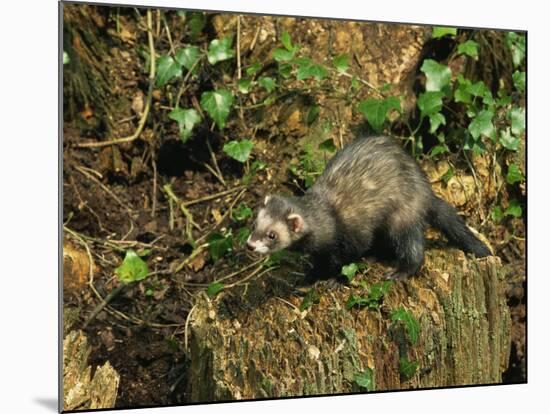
(428, 195), (492, 257)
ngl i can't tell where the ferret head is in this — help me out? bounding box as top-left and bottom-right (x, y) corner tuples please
(246, 195), (307, 254)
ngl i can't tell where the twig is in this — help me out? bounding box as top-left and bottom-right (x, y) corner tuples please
(151, 149), (158, 218)
(184, 304), (197, 352)
(162, 13), (175, 56)
(163, 184), (201, 244)
(74, 165), (134, 216)
(236, 16), (242, 80)
(249, 25), (261, 52)
(74, 10), (156, 148)
(173, 243), (209, 274)
(181, 185), (244, 207)
(205, 133), (227, 187)
(83, 283), (126, 328)
(225, 266), (274, 289)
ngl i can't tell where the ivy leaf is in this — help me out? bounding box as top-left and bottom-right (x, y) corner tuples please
(417, 91), (444, 118)
(273, 48), (295, 62)
(278, 63), (293, 78)
(341, 263), (359, 282)
(429, 112), (446, 134)
(506, 32), (526, 68)
(246, 61), (262, 77)
(258, 76), (276, 93)
(223, 139), (254, 163)
(506, 164), (524, 185)
(238, 78), (253, 94)
(468, 109), (496, 140)
(235, 227), (251, 246)
(346, 294), (369, 310)
(354, 368), (375, 391)
(367, 281), (393, 304)
(115, 250), (149, 284)
(499, 128), (520, 151)
(295, 57), (328, 81)
(175, 46), (200, 72)
(156, 55), (182, 87)
(200, 89), (234, 130)
(207, 233), (233, 262)
(391, 307), (420, 345)
(457, 40), (479, 59)
(505, 200), (522, 218)
(512, 71), (526, 92)
(399, 357), (419, 380)
(432, 26), (457, 38)
(358, 97), (401, 133)
(300, 289), (321, 312)
(207, 37), (235, 65)
(281, 31), (295, 51)
(429, 144), (448, 158)
(319, 138), (337, 153)
(332, 54), (349, 73)
(168, 107), (201, 143)
(510, 107), (525, 136)
(491, 206), (504, 223)
(232, 202), (253, 221)
(188, 12), (206, 38)
(206, 281), (224, 297)
(420, 59), (451, 92)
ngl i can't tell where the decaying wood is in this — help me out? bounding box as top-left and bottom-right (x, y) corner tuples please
(63, 330), (120, 410)
(187, 249), (510, 401)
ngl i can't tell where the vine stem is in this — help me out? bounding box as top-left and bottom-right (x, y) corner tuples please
(74, 9), (156, 149)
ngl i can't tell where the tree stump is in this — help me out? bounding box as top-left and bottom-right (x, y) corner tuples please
(63, 330), (120, 410)
(187, 249), (510, 401)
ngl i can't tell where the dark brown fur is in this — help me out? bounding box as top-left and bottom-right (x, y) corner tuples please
(247, 135), (491, 283)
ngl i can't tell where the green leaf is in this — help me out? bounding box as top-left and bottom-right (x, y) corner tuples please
(429, 112), (446, 134)
(188, 12), (206, 38)
(341, 263), (359, 282)
(468, 109), (496, 140)
(491, 206), (504, 223)
(223, 139), (254, 163)
(457, 40), (479, 59)
(207, 37), (235, 65)
(305, 105), (320, 125)
(354, 368), (375, 391)
(346, 294), (369, 310)
(115, 250), (149, 284)
(258, 76), (276, 93)
(442, 166), (455, 183)
(418, 91), (444, 118)
(510, 107), (525, 136)
(358, 96), (401, 133)
(281, 31), (295, 51)
(318, 138), (337, 153)
(235, 227), (251, 245)
(200, 89), (234, 130)
(238, 78), (253, 94)
(232, 202), (253, 221)
(420, 59), (451, 92)
(432, 26), (457, 38)
(300, 289), (321, 312)
(273, 48), (295, 62)
(350, 76), (361, 92)
(206, 281), (224, 297)
(429, 144), (448, 158)
(63, 51), (70, 65)
(513, 71), (526, 92)
(207, 233), (233, 262)
(168, 107), (201, 143)
(506, 164), (524, 185)
(391, 307), (420, 345)
(156, 55), (182, 87)
(332, 54), (349, 73)
(499, 128), (520, 151)
(505, 200), (522, 218)
(278, 63), (293, 78)
(399, 357), (419, 380)
(295, 57), (328, 81)
(175, 46), (200, 72)
(246, 62), (262, 77)
(367, 281), (393, 304)
(506, 32), (526, 68)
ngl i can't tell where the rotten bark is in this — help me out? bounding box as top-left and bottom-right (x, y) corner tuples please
(187, 249), (510, 401)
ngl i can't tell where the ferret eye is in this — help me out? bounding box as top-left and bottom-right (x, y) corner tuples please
(267, 231), (277, 240)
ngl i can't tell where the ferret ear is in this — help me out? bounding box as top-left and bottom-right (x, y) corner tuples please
(264, 195), (272, 205)
(287, 213), (304, 233)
